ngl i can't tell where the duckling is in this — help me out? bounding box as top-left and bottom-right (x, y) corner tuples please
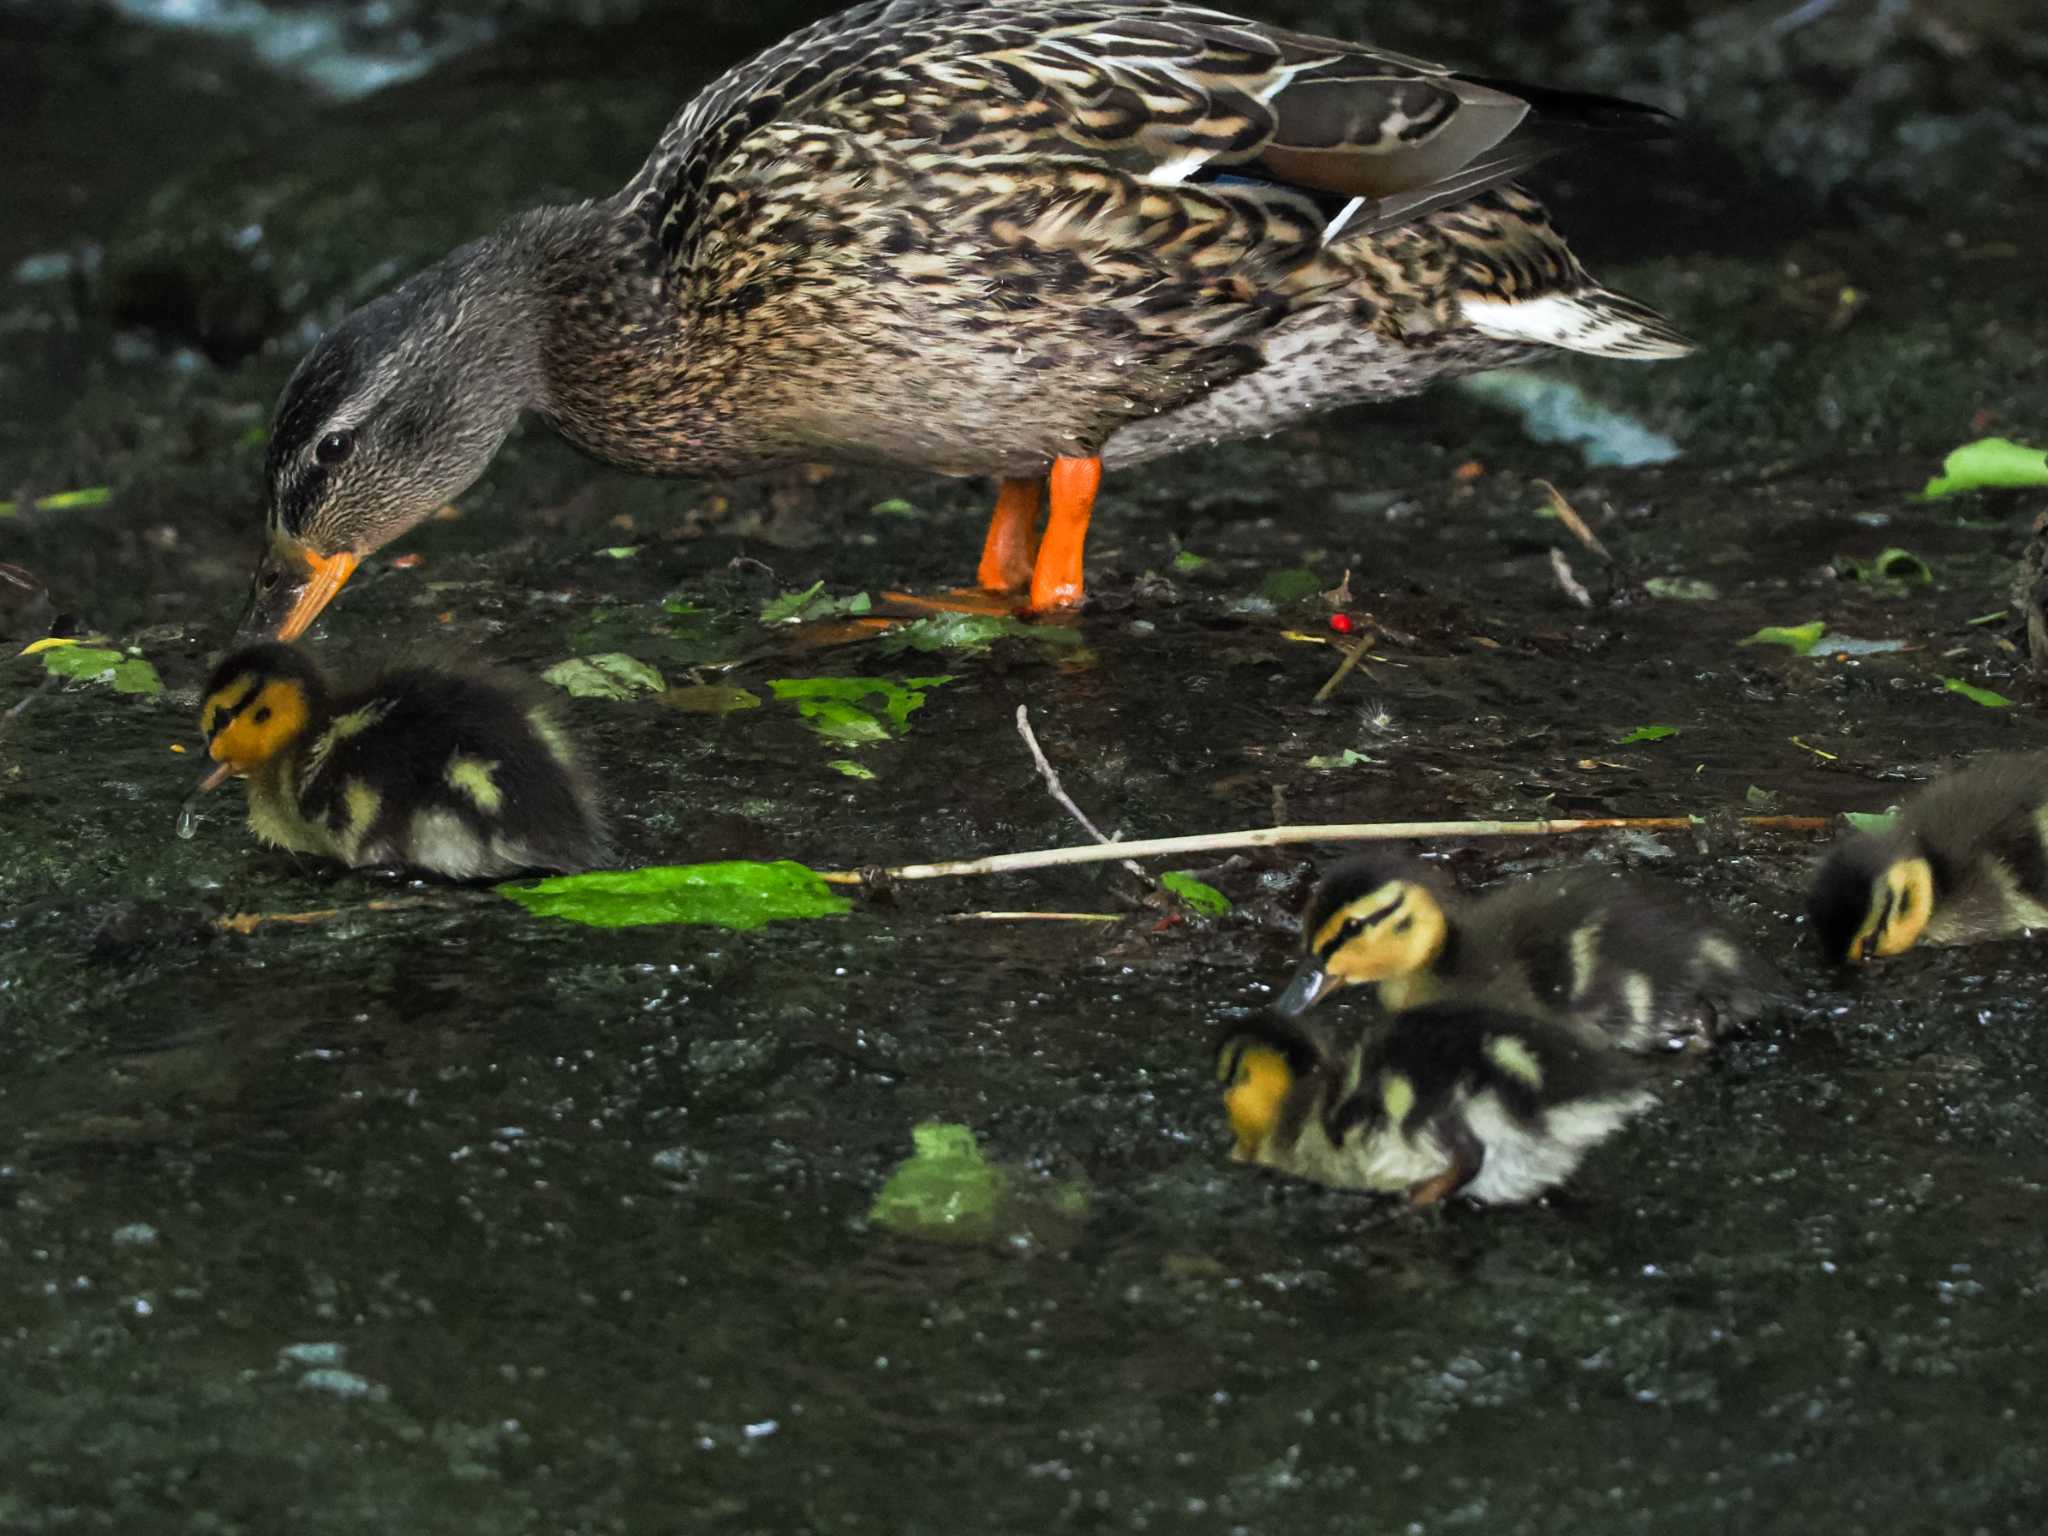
(1216, 1003), (1657, 1206)
(193, 642), (606, 879)
(1808, 752), (2048, 963)
(1275, 851), (1778, 1052)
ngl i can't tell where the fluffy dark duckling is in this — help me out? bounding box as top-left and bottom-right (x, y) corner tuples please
(193, 642), (606, 879)
(1216, 1003), (1657, 1207)
(1809, 752), (2048, 963)
(1275, 850), (1779, 1052)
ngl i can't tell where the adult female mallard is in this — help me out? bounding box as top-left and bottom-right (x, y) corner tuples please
(246, 0), (1690, 638)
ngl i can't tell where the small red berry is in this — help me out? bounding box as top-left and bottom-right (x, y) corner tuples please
(1328, 613), (1355, 635)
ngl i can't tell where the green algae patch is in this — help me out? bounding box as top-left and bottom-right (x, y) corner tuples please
(38, 643), (162, 696)
(500, 860), (850, 930)
(1617, 725), (1679, 745)
(869, 1122), (1092, 1246)
(1920, 438), (2048, 498)
(768, 675), (952, 746)
(1161, 871), (1229, 916)
(1844, 810), (1899, 835)
(542, 653), (666, 699)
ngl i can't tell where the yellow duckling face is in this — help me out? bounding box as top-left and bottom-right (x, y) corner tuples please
(1810, 838), (1936, 964)
(1847, 855), (1936, 962)
(1217, 1040), (1296, 1159)
(1276, 856), (1450, 1016)
(198, 644), (326, 777)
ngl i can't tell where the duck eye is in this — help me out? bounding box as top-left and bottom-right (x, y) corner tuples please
(258, 569), (280, 591)
(315, 430), (355, 465)
(254, 706), (273, 724)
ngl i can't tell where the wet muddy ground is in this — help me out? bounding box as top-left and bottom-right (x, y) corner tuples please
(4, 1), (2048, 1531)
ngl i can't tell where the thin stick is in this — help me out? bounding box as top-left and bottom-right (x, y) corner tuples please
(1015, 705), (1149, 881)
(943, 911), (1123, 923)
(818, 814), (1833, 885)
(1550, 547), (1594, 609)
(1536, 479), (1612, 562)
(214, 898), (429, 935)
(1311, 624), (1377, 703)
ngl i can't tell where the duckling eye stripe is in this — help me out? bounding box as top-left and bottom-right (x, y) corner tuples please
(1314, 894), (1404, 960)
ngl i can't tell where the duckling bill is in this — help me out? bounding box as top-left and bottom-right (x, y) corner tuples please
(1809, 752), (2048, 963)
(242, 0), (1690, 638)
(193, 642), (606, 880)
(1217, 1004), (1657, 1206)
(1278, 851), (1779, 1052)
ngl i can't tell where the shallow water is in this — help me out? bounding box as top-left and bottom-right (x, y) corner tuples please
(4, 2), (2048, 1530)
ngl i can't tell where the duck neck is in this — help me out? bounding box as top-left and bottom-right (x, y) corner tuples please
(509, 198), (716, 474)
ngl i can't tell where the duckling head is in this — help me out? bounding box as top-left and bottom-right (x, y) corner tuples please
(1275, 852), (1450, 1016)
(198, 643), (328, 781)
(1215, 1028), (1319, 1160)
(1808, 836), (1936, 963)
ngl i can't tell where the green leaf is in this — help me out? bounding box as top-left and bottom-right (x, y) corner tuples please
(1871, 547), (1932, 585)
(868, 1123), (1003, 1238)
(541, 653), (666, 699)
(1161, 871), (1229, 916)
(879, 612), (1079, 657)
(1617, 725), (1679, 744)
(1744, 784), (1781, 810)
(1171, 549), (1209, 574)
(1921, 437), (2048, 498)
(499, 859), (850, 930)
(828, 759), (877, 780)
(596, 545), (640, 560)
(660, 594), (702, 616)
(0, 485), (112, 518)
(1844, 810), (1898, 835)
(759, 582), (872, 625)
(40, 645), (163, 696)
(870, 497), (919, 519)
(1305, 749), (1377, 770)
(1943, 677), (2013, 708)
(1739, 621), (1827, 655)
(657, 684), (760, 714)
(767, 676), (953, 746)
(1260, 566), (1323, 604)
(1644, 576), (1720, 601)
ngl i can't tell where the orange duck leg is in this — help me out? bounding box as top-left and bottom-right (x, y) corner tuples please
(1028, 455), (1101, 612)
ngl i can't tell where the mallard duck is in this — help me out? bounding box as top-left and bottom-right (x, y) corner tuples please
(191, 642), (606, 878)
(1808, 752), (2048, 963)
(242, 0), (1690, 639)
(1275, 850), (1778, 1052)
(1217, 1002), (1657, 1206)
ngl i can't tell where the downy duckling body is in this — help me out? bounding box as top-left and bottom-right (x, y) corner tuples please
(1809, 751), (2048, 963)
(1217, 1003), (1657, 1206)
(1277, 851), (1778, 1052)
(196, 642), (606, 879)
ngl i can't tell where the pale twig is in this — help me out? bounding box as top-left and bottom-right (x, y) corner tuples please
(942, 911), (1123, 923)
(818, 814), (1833, 885)
(1549, 547), (1594, 609)
(1311, 622), (1378, 703)
(214, 897), (437, 935)
(1014, 705), (1149, 881)
(1535, 479), (1612, 562)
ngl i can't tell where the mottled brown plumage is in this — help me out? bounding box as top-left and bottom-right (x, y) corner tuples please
(246, 0), (1691, 637)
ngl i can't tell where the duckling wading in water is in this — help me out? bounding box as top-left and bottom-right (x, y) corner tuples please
(1278, 851), (1780, 1052)
(243, 0), (1691, 638)
(1809, 752), (2048, 963)
(193, 643), (607, 879)
(1217, 1003), (1658, 1206)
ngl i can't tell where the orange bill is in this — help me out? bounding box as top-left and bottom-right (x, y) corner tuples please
(274, 549), (359, 642)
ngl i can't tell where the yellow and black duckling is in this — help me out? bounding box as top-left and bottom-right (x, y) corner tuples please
(1217, 1003), (1657, 1206)
(1276, 851), (1779, 1052)
(193, 642), (606, 879)
(1809, 751), (2048, 963)
(242, 0), (1690, 637)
